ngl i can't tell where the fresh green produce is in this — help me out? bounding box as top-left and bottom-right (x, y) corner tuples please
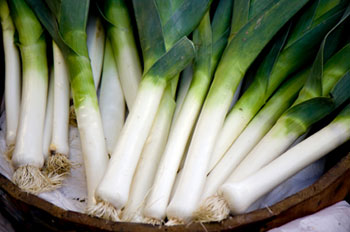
(197, 68), (309, 221)
(26, 0), (109, 206)
(42, 69), (54, 161)
(8, 0), (51, 194)
(46, 42), (71, 177)
(98, 0), (142, 109)
(99, 39), (125, 156)
(0, 0), (21, 156)
(209, 0), (349, 173)
(195, 4), (350, 219)
(121, 79), (177, 223)
(232, 43), (350, 183)
(221, 101), (350, 215)
(143, 2), (232, 223)
(196, 41), (350, 222)
(86, 14), (105, 89)
(167, 0), (310, 224)
(1, 0), (348, 226)
(195, 0), (350, 222)
(89, 0), (212, 221)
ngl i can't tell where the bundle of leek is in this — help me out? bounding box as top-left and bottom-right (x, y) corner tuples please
(8, 0), (51, 194)
(209, 0), (349, 172)
(90, 0), (212, 221)
(196, 41), (350, 221)
(195, 0), (350, 222)
(143, 1), (233, 224)
(26, 0), (109, 207)
(167, 0), (310, 224)
(221, 101), (350, 215)
(196, 4), (350, 220)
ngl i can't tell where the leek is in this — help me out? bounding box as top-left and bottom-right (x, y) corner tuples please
(209, 0), (349, 172)
(99, 0), (141, 109)
(198, 41), (350, 221)
(99, 38), (125, 156)
(86, 14), (105, 89)
(26, 0), (109, 206)
(229, 43), (350, 184)
(221, 102), (350, 215)
(0, 0), (21, 159)
(90, 0), (210, 221)
(143, 1), (233, 222)
(46, 42), (71, 177)
(167, 0), (309, 224)
(93, 40), (195, 220)
(121, 82), (176, 223)
(9, 0), (50, 194)
(240, 42), (350, 186)
(197, 69), (309, 221)
(42, 69), (54, 161)
(197, 38), (350, 221)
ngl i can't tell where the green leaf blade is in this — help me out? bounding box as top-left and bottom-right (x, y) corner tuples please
(296, 4), (350, 102)
(58, 0), (89, 57)
(211, 0), (310, 104)
(9, 0), (44, 45)
(145, 37), (195, 82)
(280, 97), (335, 135)
(210, 0), (233, 75)
(161, 0), (213, 49)
(132, 0), (165, 71)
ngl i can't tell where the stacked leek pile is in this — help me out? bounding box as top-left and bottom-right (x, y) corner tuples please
(1, 0), (350, 225)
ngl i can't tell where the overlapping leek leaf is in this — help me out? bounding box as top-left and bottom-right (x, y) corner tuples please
(220, 103), (350, 215)
(229, 0), (276, 39)
(210, 0), (233, 75)
(87, 0), (208, 221)
(26, 0), (109, 206)
(167, 0), (310, 224)
(97, 0), (141, 109)
(210, 0), (349, 169)
(143, 11), (214, 223)
(241, 38), (350, 200)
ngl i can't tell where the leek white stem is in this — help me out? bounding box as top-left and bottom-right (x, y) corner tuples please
(76, 99), (109, 206)
(12, 44), (48, 171)
(208, 102), (256, 173)
(122, 89), (175, 223)
(145, 87), (209, 222)
(172, 65), (193, 122)
(111, 40), (141, 110)
(87, 15), (105, 89)
(0, 1), (21, 149)
(170, 168), (183, 202)
(206, 77), (243, 167)
(12, 49), (48, 193)
(105, 0), (142, 110)
(42, 69), (54, 160)
(99, 39), (125, 155)
(50, 42), (70, 157)
(167, 99), (231, 223)
(221, 110), (350, 215)
(44, 42), (72, 179)
(96, 77), (166, 210)
(201, 71), (307, 201)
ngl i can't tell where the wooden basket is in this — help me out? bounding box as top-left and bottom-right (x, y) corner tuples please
(1, 142), (349, 232)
